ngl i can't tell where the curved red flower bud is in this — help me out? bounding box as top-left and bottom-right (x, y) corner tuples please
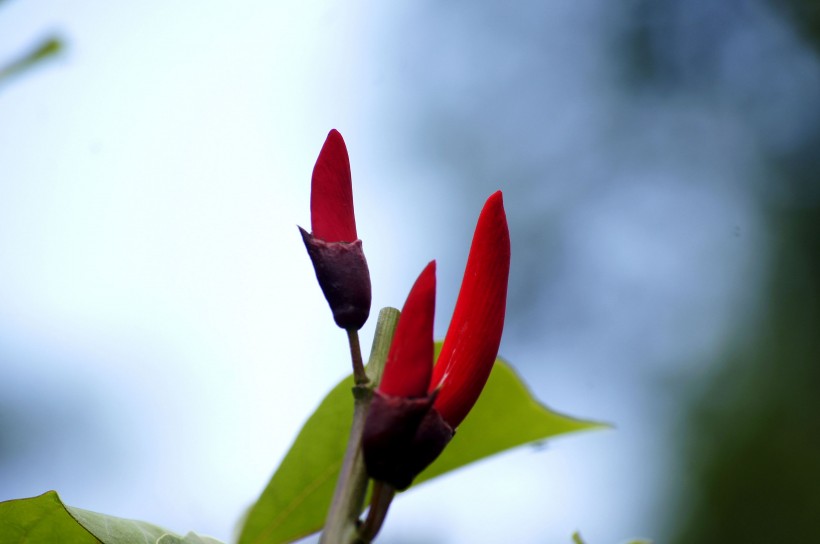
(300, 129), (371, 330)
(379, 260), (436, 398)
(431, 190), (510, 428)
(311, 129), (357, 242)
(363, 192), (510, 490)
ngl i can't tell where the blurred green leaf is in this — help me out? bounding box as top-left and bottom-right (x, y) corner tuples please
(0, 36), (63, 86)
(155, 533), (225, 544)
(0, 491), (223, 544)
(572, 532), (652, 544)
(239, 351), (602, 544)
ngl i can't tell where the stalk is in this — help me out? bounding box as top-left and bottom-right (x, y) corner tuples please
(320, 307), (399, 544)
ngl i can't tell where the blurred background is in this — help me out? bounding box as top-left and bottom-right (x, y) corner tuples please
(2, 1), (819, 543)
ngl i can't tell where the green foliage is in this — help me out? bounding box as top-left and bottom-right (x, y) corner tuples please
(239, 356), (602, 544)
(0, 37), (63, 86)
(237, 370), (357, 544)
(0, 491), (223, 544)
(415, 359), (600, 485)
(669, 208), (820, 543)
(0, 344), (598, 544)
(572, 531), (652, 544)
(0, 492), (99, 544)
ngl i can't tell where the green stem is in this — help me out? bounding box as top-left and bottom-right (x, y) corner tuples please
(320, 307), (400, 544)
(347, 329), (368, 386)
(357, 481), (396, 543)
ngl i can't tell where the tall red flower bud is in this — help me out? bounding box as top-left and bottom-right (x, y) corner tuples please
(310, 129), (357, 243)
(432, 190), (510, 428)
(299, 129), (372, 330)
(363, 192), (511, 490)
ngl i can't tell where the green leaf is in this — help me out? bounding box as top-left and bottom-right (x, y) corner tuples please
(0, 491), (99, 544)
(155, 533), (225, 544)
(237, 373), (359, 544)
(0, 37), (63, 85)
(0, 491), (223, 544)
(239, 351), (603, 544)
(571, 531), (652, 544)
(414, 358), (602, 485)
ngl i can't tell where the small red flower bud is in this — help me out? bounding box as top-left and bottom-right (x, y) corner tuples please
(300, 130), (372, 330)
(431, 191), (510, 428)
(378, 261), (436, 398)
(362, 262), (453, 490)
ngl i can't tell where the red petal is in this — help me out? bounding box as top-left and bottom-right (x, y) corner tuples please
(431, 191), (510, 427)
(379, 261), (437, 398)
(310, 129), (358, 242)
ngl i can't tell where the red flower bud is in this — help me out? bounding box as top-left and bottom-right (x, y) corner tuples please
(378, 261), (436, 399)
(362, 262), (454, 490)
(300, 130), (372, 330)
(311, 129), (357, 243)
(362, 192), (510, 489)
(431, 191), (510, 428)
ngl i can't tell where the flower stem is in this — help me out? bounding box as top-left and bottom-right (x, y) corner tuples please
(347, 328), (368, 385)
(320, 307), (400, 544)
(357, 481), (396, 543)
